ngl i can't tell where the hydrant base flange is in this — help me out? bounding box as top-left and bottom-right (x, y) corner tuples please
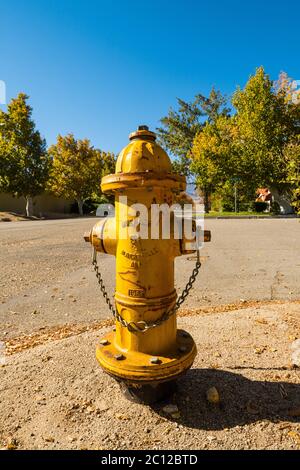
(96, 329), (197, 384)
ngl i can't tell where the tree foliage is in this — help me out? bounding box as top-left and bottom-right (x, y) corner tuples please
(284, 137), (300, 213)
(0, 93), (48, 216)
(157, 87), (230, 175)
(189, 116), (236, 211)
(48, 134), (115, 215)
(188, 67), (300, 212)
(232, 67), (297, 189)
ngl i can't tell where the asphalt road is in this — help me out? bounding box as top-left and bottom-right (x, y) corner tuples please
(0, 217), (299, 339)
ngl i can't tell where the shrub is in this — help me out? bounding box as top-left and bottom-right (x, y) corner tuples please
(252, 201), (268, 212)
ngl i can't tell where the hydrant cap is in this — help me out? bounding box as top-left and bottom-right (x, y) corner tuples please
(115, 126), (172, 174)
(101, 126), (186, 192)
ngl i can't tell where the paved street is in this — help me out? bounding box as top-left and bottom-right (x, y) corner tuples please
(0, 217), (299, 339)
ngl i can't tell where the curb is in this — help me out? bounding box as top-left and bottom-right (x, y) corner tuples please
(205, 215), (299, 219)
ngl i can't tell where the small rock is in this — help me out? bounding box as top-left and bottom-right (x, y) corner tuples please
(162, 404), (178, 413)
(291, 340), (300, 367)
(6, 438), (18, 450)
(115, 413), (130, 420)
(288, 431), (300, 445)
(162, 404), (180, 419)
(42, 355), (53, 362)
(95, 399), (109, 412)
(71, 403), (80, 410)
(291, 339), (300, 350)
(291, 353), (300, 368)
(36, 394), (46, 404)
(206, 386), (220, 404)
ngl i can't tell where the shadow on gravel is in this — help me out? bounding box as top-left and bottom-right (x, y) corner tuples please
(153, 368), (300, 430)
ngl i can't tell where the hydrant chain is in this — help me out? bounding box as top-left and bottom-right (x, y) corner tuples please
(92, 249), (117, 318)
(92, 248), (202, 332)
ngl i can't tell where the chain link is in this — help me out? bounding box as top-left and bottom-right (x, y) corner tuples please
(92, 248), (201, 333)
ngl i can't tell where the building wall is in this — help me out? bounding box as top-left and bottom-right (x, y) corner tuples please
(0, 192), (73, 215)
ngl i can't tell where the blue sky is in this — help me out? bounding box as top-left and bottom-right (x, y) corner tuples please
(1, 0), (299, 154)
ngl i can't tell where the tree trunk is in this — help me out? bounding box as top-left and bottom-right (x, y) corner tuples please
(204, 191), (210, 213)
(270, 187), (294, 215)
(77, 199), (84, 216)
(25, 196), (34, 217)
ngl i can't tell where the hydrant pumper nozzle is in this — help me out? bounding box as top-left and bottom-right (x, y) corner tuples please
(84, 126), (211, 403)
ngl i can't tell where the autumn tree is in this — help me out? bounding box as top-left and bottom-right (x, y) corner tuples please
(157, 88), (230, 175)
(189, 115), (237, 212)
(231, 66), (294, 192)
(274, 71), (300, 108)
(0, 93), (48, 216)
(48, 134), (115, 216)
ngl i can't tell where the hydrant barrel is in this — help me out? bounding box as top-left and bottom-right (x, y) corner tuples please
(84, 126), (211, 403)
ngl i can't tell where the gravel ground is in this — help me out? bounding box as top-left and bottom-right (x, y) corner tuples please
(1, 301), (300, 450)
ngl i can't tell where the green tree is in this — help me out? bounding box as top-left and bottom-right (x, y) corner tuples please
(157, 88), (229, 175)
(189, 115), (237, 212)
(231, 66), (294, 191)
(284, 138), (300, 214)
(0, 93), (48, 216)
(48, 134), (115, 216)
(189, 68), (300, 213)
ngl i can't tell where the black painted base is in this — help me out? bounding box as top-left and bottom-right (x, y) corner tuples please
(118, 380), (178, 405)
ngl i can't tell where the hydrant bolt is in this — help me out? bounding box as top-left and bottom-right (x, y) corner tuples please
(114, 354), (125, 361)
(150, 357), (161, 365)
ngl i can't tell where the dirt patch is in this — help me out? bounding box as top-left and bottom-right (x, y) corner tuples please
(1, 301), (300, 450)
(0, 212), (32, 222)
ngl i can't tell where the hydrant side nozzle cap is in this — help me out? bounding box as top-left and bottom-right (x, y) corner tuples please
(83, 231), (91, 243)
(129, 125), (156, 142)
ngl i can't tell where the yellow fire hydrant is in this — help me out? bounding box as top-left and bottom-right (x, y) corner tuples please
(84, 126), (210, 403)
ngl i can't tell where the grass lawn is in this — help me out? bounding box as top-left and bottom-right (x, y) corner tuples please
(204, 211), (273, 217)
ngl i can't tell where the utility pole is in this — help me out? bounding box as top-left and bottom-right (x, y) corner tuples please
(234, 183), (237, 213)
